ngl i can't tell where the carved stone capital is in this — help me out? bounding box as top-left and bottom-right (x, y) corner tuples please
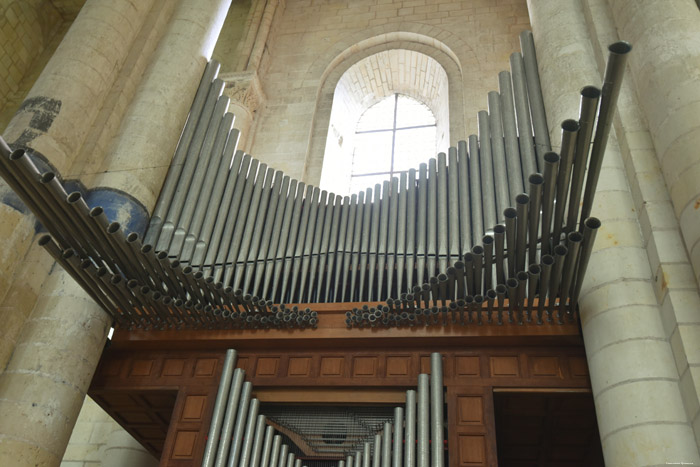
(219, 70), (265, 115)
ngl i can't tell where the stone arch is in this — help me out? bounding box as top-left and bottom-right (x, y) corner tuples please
(301, 23), (474, 185)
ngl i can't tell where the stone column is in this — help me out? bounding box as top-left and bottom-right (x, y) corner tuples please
(101, 430), (158, 467)
(92, 0), (233, 210)
(527, 1), (700, 465)
(605, 1), (700, 291)
(0, 277), (111, 466)
(0, 0), (232, 465)
(0, 0), (156, 306)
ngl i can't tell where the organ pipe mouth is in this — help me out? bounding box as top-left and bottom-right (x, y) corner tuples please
(581, 85), (601, 99)
(609, 41), (632, 55)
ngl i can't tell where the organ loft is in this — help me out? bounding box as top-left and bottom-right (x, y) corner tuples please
(1, 0), (700, 466)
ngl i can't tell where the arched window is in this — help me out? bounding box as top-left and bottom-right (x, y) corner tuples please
(319, 49), (449, 196)
(349, 93), (436, 194)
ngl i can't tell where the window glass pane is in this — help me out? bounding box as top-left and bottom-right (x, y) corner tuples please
(395, 94), (436, 128)
(393, 126), (437, 171)
(349, 173), (392, 196)
(352, 132), (392, 174)
(356, 96), (395, 132)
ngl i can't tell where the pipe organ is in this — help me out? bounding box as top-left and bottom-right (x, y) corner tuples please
(202, 350), (446, 467)
(0, 32), (631, 331)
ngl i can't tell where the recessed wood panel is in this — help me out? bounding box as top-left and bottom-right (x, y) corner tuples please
(455, 356), (480, 376)
(172, 431), (198, 459)
(386, 356), (410, 376)
(353, 357), (377, 376)
(288, 357), (312, 376)
(194, 358), (217, 377)
(490, 356), (519, 377)
(531, 356), (561, 377)
(100, 358), (123, 376)
(181, 395), (207, 421)
(569, 356), (589, 377)
(131, 359), (154, 376)
(237, 357), (251, 372)
(256, 357), (280, 376)
(457, 396), (483, 425)
(162, 359), (186, 376)
(420, 355), (432, 373)
(458, 435), (486, 465)
(320, 357), (344, 376)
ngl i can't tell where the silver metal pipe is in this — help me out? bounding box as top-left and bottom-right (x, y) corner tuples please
(406, 168), (417, 292)
(478, 111), (497, 230)
(235, 398), (260, 467)
(457, 140), (472, 253)
(427, 159), (438, 277)
(296, 186), (320, 302)
(347, 455), (353, 467)
(244, 168), (279, 294)
(356, 187), (372, 301)
(203, 349), (237, 467)
(527, 264), (541, 319)
(224, 381), (252, 467)
(430, 353), (444, 467)
(332, 196), (350, 301)
(258, 410), (274, 467)
(516, 271), (528, 323)
(571, 217), (601, 307)
(437, 152), (449, 272)
(509, 52), (537, 183)
(228, 163), (270, 289)
(373, 182), (388, 301)
(270, 179), (300, 302)
(254, 172), (286, 295)
(339, 193), (358, 302)
(286, 452), (296, 467)
(515, 194), (529, 273)
(548, 245), (568, 321)
(566, 86), (601, 233)
(540, 152), (560, 256)
(355, 450), (362, 467)
(558, 231), (583, 321)
(214, 368), (245, 466)
(146, 61), (220, 245)
(392, 407), (403, 467)
(527, 174), (544, 265)
(373, 433), (382, 467)
(499, 70), (525, 198)
(472, 245), (483, 299)
(416, 163), (428, 286)
(277, 444), (288, 467)
(324, 195), (343, 302)
(157, 78), (225, 251)
(504, 207), (517, 279)
(405, 389), (416, 467)
(249, 414), (267, 467)
(381, 422), (391, 467)
(483, 235), (494, 294)
(494, 224), (506, 285)
(520, 30), (551, 170)
(295, 460), (301, 467)
(311, 191), (332, 302)
(468, 135), (483, 242)
(339, 461), (345, 467)
(385, 177), (399, 300)
(268, 435), (282, 467)
(203, 152), (249, 270)
(191, 129), (241, 268)
(552, 120), (580, 247)
(506, 277), (518, 323)
(280, 182), (307, 302)
(363, 441), (371, 467)
(580, 42), (632, 224)
(395, 173), (408, 296)
(537, 254), (554, 323)
(488, 91), (510, 220)
(175, 108), (234, 258)
(416, 373), (429, 467)
(447, 147), (460, 265)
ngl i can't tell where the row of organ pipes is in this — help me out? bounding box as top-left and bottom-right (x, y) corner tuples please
(142, 30), (628, 316)
(202, 350), (446, 467)
(0, 32), (630, 329)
